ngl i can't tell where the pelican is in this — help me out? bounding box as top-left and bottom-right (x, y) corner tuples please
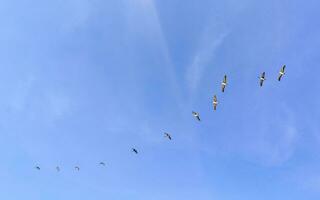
(75, 166), (80, 171)
(132, 148), (138, 154)
(164, 132), (172, 140)
(35, 166), (40, 170)
(192, 111), (201, 121)
(56, 166), (60, 172)
(221, 75), (227, 92)
(259, 72), (266, 87)
(278, 65), (286, 81)
(99, 162), (106, 166)
(213, 95), (218, 110)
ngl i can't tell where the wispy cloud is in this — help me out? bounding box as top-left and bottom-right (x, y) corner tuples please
(186, 29), (228, 95)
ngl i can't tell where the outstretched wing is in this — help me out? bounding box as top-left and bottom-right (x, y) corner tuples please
(260, 79), (264, 87)
(278, 74), (283, 81)
(282, 65), (286, 72)
(221, 84), (225, 92)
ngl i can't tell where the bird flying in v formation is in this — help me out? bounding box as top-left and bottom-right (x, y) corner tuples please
(32, 65), (289, 175)
(278, 65), (286, 81)
(259, 72), (266, 87)
(213, 95), (218, 110)
(132, 148), (138, 154)
(164, 132), (172, 140)
(221, 75), (227, 92)
(192, 111), (201, 121)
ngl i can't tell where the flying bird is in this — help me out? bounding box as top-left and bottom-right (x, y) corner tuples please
(35, 166), (40, 170)
(213, 95), (218, 111)
(132, 148), (138, 154)
(221, 75), (227, 92)
(259, 72), (266, 87)
(75, 166), (80, 171)
(278, 65), (286, 81)
(56, 166), (60, 172)
(164, 132), (172, 140)
(192, 111), (201, 121)
(99, 162), (106, 166)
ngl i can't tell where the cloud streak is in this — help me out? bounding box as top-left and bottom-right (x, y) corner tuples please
(186, 29), (228, 96)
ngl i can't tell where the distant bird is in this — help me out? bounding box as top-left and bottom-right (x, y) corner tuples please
(132, 148), (138, 154)
(56, 166), (60, 172)
(99, 162), (106, 166)
(192, 111), (201, 121)
(259, 72), (266, 87)
(278, 65), (286, 81)
(75, 166), (80, 171)
(164, 132), (172, 140)
(35, 166), (40, 170)
(213, 95), (218, 111)
(221, 75), (227, 92)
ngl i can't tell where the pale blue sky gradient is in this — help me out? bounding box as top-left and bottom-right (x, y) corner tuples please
(0, 0), (320, 199)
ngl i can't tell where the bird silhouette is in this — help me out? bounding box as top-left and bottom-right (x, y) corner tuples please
(164, 132), (172, 140)
(259, 72), (266, 87)
(192, 111), (201, 121)
(132, 148), (138, 154)
(221, 75), (227, 92)
(278, 65), (286, 81)
(213, 95), (218, 111)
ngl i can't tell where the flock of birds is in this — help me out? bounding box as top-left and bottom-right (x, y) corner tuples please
(34, 65), (286, 172)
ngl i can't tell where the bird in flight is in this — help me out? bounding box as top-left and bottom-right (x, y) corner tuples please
(221, 75), (227, 92)
(56, 166), (60, 172)
(278, 65), (286, 81)
(99, 162), (106, 166)
(132, 148), (138, 154)
(213, 95), (218, 111)
(164, 132), (172, 140)
(192, 111), (201, 121)
(35, 166), (40, 170)
(259, 72), (266, 87)
(75, 166), (80, 171)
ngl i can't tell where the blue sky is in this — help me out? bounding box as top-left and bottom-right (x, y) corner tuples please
(0, 0), (320, 199)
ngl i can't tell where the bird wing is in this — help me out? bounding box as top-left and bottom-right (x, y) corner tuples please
(221, 84), (225, 92)
(282, 65), (286, 72)
(262, 72), (265, 78)
(196, 115), (201, 121)
(278, 74), (283, 81)
(214, 95), (217, 102)
(260, 79), (264, 86)
(224, 75), (227, 83)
